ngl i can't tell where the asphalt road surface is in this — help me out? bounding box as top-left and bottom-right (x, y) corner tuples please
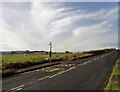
(2, 50), (119, 91)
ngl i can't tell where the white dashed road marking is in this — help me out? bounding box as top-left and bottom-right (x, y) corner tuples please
(10, 85), (24, 91)
(38, 76), (49, 81)
(49, 67), (76, 79)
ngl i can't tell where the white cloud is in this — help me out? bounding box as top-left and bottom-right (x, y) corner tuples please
(56, 20), (117, 51)
(0, 2), (118, 51)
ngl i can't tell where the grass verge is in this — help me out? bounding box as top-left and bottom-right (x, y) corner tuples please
(104, 56), (120, 91)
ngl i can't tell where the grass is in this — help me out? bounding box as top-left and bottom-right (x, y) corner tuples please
(104, 56), (120, 91)
(2, 53), (90, 64)
(2, 54), (48, 64)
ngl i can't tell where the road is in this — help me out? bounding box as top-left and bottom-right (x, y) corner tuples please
(2, 50), (119, 91)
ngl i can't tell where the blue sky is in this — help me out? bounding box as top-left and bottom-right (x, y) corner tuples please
(0, 2), (118, 52)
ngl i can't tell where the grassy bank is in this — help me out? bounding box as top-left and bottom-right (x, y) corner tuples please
(104, 56), (120, 91)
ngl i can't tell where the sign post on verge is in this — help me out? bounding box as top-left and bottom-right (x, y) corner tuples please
(49, 42), (52, 63)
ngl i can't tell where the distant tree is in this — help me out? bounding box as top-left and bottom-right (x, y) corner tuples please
(10, 51), (17, 54)
(65, 51), (70, 53)
(26, 50), (29, 54)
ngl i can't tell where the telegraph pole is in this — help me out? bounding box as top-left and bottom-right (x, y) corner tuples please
(49, 42), (52, 63)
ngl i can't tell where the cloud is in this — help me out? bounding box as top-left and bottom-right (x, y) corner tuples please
(0, 2), (118, 51)
(56, 20), (117, 51)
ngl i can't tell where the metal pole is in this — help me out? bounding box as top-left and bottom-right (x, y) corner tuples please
(49, 42), (52, 63)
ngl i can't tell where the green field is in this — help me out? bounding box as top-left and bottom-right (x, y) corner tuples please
(104, 56), (120, 91)
(2, 52), (91, 71)
(2, 52), (90, 64)
(2, 53), (48, 64)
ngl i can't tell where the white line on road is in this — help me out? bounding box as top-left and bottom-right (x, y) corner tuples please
(38, 76), (49, 81)
(78, 64), (82, 66)
(82, 61), (90, 65)
(16, 88), (22, 91)
(49, 67), (76, 79)
(94, 58), (97, 60)
(10, 85), (24, 91)
(79, 60), (92, 66)
(11, 88), (23, 92)
(49, 73), (60, 78)
(87, 60), (92, 63)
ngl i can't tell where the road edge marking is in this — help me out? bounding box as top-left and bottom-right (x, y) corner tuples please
(10, 85), (24, 91)
(38, 76), (49, 81)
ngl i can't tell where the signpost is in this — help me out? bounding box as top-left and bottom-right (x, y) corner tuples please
(49, 42), (52, 63)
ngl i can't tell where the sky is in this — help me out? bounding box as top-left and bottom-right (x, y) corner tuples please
(0, 2), (118, 52)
